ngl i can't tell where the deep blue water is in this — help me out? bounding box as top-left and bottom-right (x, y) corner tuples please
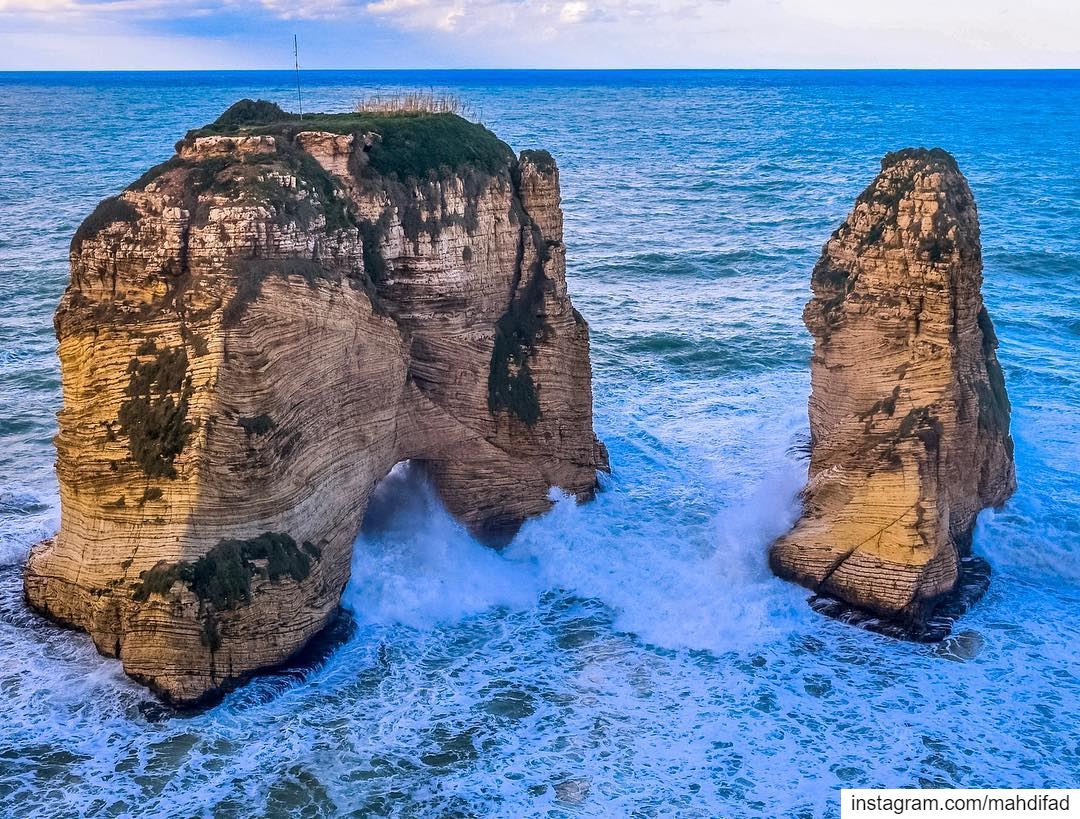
(0, 70), (1078, 817)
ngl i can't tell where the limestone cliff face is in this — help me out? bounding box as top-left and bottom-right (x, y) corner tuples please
(25, 101), (608, 704)
(769, 148), (1015, 631)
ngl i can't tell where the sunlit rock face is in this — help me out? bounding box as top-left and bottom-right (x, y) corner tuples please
(24, 101), (608, 705)
(770, 148), (1015, 635)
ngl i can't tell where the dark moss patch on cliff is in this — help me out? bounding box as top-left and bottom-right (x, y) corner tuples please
(223, 257), (334, 326)
(856, 172), (916, 249)
(459, 168), (492, 232)
(811, 258), (856, 336)
(897, 407), (944, 453)
(277, 141), (356, 234)
(133, 532), (318, 613)
(227, 171), (320, 230)
(976, 306), (1012, 439)
(117, 342), (194, 479)
(179, 325), (209, 357)
(356, 218), (389, 284)
(390, 181), (440, 245)
(128, 155), (232, 198)
(919, 184), (961, 264)
(363, 116), (511, 181)
(860, 167), (915, 212)
(210, 99), (289, 129)
(858, 148), (964, 258)
(881, 147), (959, 174)
(488, 225), (551, 426)
(133, 561), (185, 602)
(71, 196), (139, 252)
(238, 414), (275, 437)
(363, 167), (492, 260)
(128, 157), (184, 191)
(919, 234), (956, 263)
(812, 259), (852, 292)
(188, 533), (315, 610)
(858, 385), (901, 427)
(520, 149), (557, 174)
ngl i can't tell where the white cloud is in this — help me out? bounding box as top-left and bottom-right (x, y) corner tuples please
(1, 0), (1077, 68)
(365, 0), (464, 30)
(354, 0), (715, 34)
(0, 0), (226, 17)
(0, 0), (713, 29)
(559, 0), (586, 23)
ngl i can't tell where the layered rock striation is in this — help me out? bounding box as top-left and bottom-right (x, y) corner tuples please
(770, 148), (1015, 635)
(26, 100), (608, 704)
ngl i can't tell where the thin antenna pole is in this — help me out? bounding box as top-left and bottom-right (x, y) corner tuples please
(294, 34), (304, 120)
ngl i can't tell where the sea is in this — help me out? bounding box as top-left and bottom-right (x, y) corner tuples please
(0, 70), (1077, 818)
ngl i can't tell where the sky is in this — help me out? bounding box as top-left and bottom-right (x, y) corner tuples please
(1, 0), (1078, 70)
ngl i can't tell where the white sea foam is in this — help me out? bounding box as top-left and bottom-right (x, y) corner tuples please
(343, 432), (811, 655)
(1, 72), (1079, 819)
(342, 462), (542, 628)
(505, 465), (811, 654)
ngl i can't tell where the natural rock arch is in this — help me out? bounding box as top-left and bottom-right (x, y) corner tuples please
(25, 102), (608, 704)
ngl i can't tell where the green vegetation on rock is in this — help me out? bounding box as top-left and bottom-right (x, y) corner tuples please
(357, 209), (393, 283)
(193, 99), (515, 182)
(133, 532), (320, 648)
(123, 515), (323, 658)
(859, 148), (961, 259)
(71, 196), (139, 252)
(116, 100), (520, 326)
(488, 226), (550, 426)
(976, 306), (1012, 443)
(224, 257), (336, 326)
(238, 414), (275, 437)
(856, 173), (915, 248)
(117, 341), (194, 479)
(857, 385), (901, 423)
(881, 147), (959, 173)
(519, 149), (557, 174)
(208, 98), (288, 129)
(130, 144), (355, 239)
(897, 406), (944, 452)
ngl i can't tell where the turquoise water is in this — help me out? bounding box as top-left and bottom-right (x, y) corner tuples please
(0, 71), (1078, 817)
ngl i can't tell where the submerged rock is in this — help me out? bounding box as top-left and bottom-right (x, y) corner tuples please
(770, 148), (1015, 636)
(25, 100), (608, 705)
(554, 777), (591, 805)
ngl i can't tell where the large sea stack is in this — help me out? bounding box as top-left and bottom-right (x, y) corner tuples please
(770, 148), (1015, 635)
(26, 100), (608, 704)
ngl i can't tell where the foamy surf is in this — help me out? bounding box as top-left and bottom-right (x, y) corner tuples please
(0, 70), (1078, 818)
(343, 462), (543, 629)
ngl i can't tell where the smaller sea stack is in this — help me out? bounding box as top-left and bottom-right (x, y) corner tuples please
(770, 148), (1016, 636)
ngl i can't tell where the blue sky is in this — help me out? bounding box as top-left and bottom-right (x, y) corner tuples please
(1, 0), (1078, 70)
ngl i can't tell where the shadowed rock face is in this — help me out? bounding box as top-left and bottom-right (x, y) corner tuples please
(25, 101), (608, 705)
(770, 148), (1015, 634)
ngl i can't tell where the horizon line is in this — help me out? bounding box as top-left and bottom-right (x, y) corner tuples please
(2, 67), (1080, 73)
